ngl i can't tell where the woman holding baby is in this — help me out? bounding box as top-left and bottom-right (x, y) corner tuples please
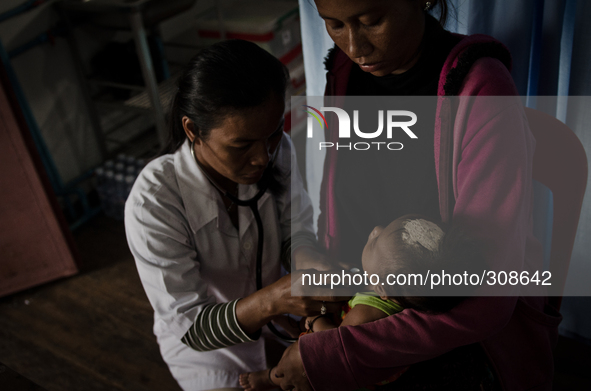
(125, 0), (559, 389)
(274, 1), (560, 390)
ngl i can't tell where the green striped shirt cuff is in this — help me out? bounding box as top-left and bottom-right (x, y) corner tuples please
(181, 300), (260, 352)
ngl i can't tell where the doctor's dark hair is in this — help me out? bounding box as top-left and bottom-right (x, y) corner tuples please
(162, 39), (289, 154)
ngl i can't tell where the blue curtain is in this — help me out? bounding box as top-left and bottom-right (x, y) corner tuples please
(299, 0), (591, 343)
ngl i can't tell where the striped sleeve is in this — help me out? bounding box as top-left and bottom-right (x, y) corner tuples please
(181, 299), (260, 352)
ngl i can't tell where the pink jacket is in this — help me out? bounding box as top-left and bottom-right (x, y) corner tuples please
(300, 35), (562, 391)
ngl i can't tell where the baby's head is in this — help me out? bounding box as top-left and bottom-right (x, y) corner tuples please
(362, 214), (481, 313)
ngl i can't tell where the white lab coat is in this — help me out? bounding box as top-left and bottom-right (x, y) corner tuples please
(125, 135), (314, 390)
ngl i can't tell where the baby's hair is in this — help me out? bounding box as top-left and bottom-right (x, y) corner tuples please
(379, 217), (485, 314)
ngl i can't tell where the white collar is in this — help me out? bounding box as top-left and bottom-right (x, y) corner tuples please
(174, 140), (271, 237)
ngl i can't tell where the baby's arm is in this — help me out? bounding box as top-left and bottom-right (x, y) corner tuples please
(305, 314), (338, 332)
(307, 303), (389, 332)
(239, 303), (393, 390)
(340, 304), (389, 327)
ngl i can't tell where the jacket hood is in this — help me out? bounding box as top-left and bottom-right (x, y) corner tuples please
(439, 34), (512, 96)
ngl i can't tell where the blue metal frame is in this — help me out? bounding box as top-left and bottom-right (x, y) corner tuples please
(0, 0), (101, 230)
(0, 0), (47, 23)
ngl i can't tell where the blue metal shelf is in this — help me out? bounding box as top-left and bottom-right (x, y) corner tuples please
(0, 0), (102, 230)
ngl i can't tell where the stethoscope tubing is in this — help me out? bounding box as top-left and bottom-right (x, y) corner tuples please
(191, 139), (297, 342)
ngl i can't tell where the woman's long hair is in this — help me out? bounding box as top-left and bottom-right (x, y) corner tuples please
(432, 0), (453, 28)
(161, 39), (289, 155)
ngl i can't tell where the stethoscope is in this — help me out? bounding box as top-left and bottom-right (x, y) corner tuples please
(190, 138), (298, 342)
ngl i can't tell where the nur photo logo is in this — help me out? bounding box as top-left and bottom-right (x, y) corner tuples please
(303, 105), (418, 151)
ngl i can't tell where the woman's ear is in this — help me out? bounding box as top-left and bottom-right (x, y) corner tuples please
(182, 116), (199, 143)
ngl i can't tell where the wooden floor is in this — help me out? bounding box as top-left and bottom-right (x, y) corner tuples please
(1, 215), (591, 390)
(0, 215), (181, 391)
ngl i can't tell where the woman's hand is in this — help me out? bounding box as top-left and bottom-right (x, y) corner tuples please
(267, 272), (346, 317)
(235, 272), (345, 335)
(275, 340), (313, 391)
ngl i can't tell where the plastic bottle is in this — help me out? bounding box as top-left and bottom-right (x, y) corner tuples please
(94, 167), (106, 188)
(100, 170), (115, 217)
(114, 162), (125, 174)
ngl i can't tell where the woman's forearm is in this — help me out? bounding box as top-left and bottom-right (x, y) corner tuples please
(236, 272), (345, 335)
(182, 289), (280, 352)
(182, 299), (265, 352)
(300, 296), (518, 390)
(235, 286), (278, 335)
(235, 272), (316, 335)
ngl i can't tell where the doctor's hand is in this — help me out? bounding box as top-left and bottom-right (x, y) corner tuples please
(235, 272), (346, 335)
(275, 340), (313, 391)
(267, 272), (346, 317)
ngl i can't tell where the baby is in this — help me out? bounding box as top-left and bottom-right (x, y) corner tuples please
(239, 214), (482, 391)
